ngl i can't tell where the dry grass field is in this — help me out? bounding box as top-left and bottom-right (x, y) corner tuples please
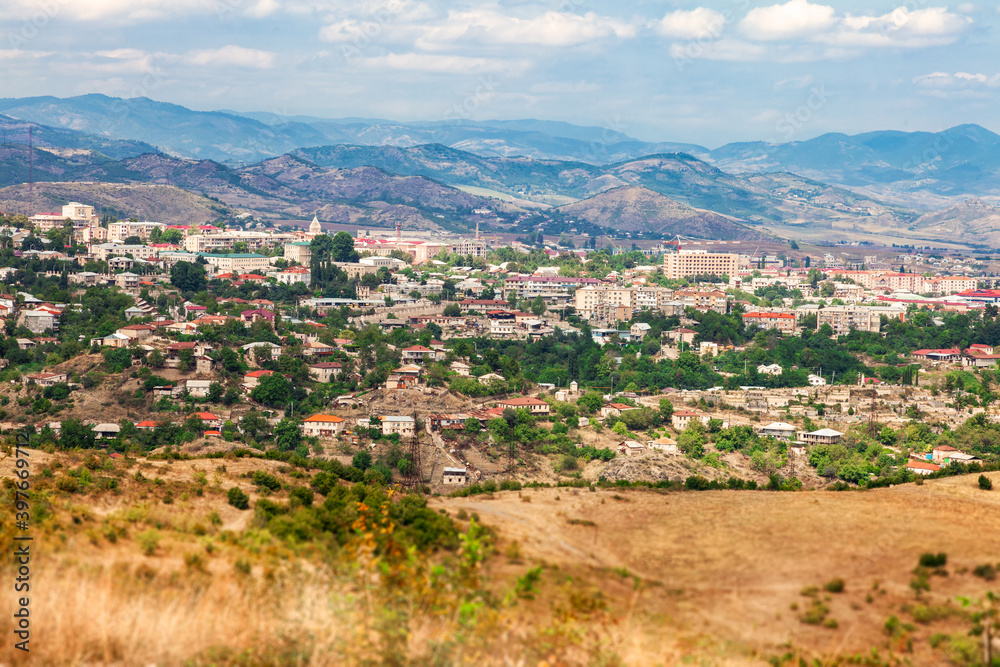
(436, 471), (1000, 664)
(1, 448), (998, 666)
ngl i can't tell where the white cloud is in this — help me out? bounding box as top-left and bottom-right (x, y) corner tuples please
(0, 0), (208, 22)
(820, 7), (971, 48)
(185, 45), (276, 69)
(0, 49), (52, 59)
(656, 8), (726, 40)
(246, 0), (281, 18)
(740, 0), (836, 41)
(415, 9), (636, 49)
(355, 52), (528, 74)
(913, 71), (998, 87)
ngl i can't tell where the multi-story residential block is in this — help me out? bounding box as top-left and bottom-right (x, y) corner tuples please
(91, 243), (160, 262)
(815, 305), (904, 334)
(503, 275), (601, 299)
(284, 241), (312, 266)
(185, 231), (296, 253)
(675, 289), (728, 314)
(927, 276), (978, 295)
(29, 202), (99, 233)
(199, 253), (273, 273)
(742, 311), (797, 334)
(662, 250), (739, 280)
(107, 221), (165, 242)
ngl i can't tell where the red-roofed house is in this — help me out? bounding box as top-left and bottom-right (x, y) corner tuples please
(906, 460), (941, 476)
(600, 403), (640, 420)
(241, 309), (276, 325)
(401, 345), (434, 363)
(195, 412), (222, 428)
(300, 414), (346, 437)
(912, 348), (962, 362)
(309, 362), (343, 383)
(136, 420), (158, 430)
(243, 369), (275, 390)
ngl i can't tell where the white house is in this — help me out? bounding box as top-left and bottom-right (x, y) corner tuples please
(300, 414), (346, 438)
(757, 364), (783, 376)
(807, 374), (827, 386)
(442, 467), (467, 484)
(382, 415), (416, 437)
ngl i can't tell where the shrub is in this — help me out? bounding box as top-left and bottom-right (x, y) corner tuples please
(251, 470), (281, 492)
(227, 486), (250, 510)
(289, 486), (314, 508)
(823, 578), (845, 593)
(684, 475), (710, 491)
(972, 563), (996, 580)
(918, 552), (947, 568)
(979, 474), (993, 490)
(137, 529), (160, 556)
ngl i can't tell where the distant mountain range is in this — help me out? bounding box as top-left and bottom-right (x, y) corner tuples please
(3, 94), (1000, 245)
(2, 95), (999, 209)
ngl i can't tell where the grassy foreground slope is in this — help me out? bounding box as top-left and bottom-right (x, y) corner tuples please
(1, 448), (998, 666)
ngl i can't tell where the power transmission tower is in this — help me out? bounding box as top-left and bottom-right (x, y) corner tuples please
(868, 387), (879, 436)
(404, 410), (423, 488)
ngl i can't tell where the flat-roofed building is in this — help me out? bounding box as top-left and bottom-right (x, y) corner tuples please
(663, 250), (739, 280)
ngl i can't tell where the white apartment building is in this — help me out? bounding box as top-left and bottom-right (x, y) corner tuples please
(199, 253), (273, 273)
(503, 275), (601, 299)
(29, 202), (99, 233)
(662, 250), (740, 280)
(107, 221), (165, 242)
(91, 243), (160, 262)
(267, 267), (312, 286)
(185, 231), (296, 253)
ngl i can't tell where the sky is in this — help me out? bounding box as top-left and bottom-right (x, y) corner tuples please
(1, 0), (998, 147)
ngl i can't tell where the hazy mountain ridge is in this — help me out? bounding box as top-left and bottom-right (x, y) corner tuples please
(556, 185), (766, 241)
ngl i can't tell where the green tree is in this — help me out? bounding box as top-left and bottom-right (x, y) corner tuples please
(239, 410), (270, 443)
(250, 372), (291, 408)
(678, 427), (706, 458)
(352, 450), (373, 471)
(530, 296), (547, 317)
(274, 417), (302, 451)
(59, 418), (96, 449)
(331, 232), (359, 263)
(102, 347), (133, 373)
(659, 398), (674, 423)
(170, 261), (207, 293)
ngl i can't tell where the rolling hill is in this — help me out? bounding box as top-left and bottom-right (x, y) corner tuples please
(556, 185), (767, 240)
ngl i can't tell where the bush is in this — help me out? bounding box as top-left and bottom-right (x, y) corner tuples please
(979, 474), (993, 490)
(918, 552), (947, 568)
(684, 475), (710, 491)
(251, 470), (281, 492)
(227, 486), (250, 510)
(823, 578), (845, 593)
(137, 529), (160, 556)
(972, 563), (996, 581)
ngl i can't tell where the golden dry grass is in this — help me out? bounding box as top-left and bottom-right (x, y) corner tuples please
(436, 471), (1000, 664)
(2, 453), (999, 666)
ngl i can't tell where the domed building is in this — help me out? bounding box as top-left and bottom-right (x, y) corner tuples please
(309, 215), (322, 235)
